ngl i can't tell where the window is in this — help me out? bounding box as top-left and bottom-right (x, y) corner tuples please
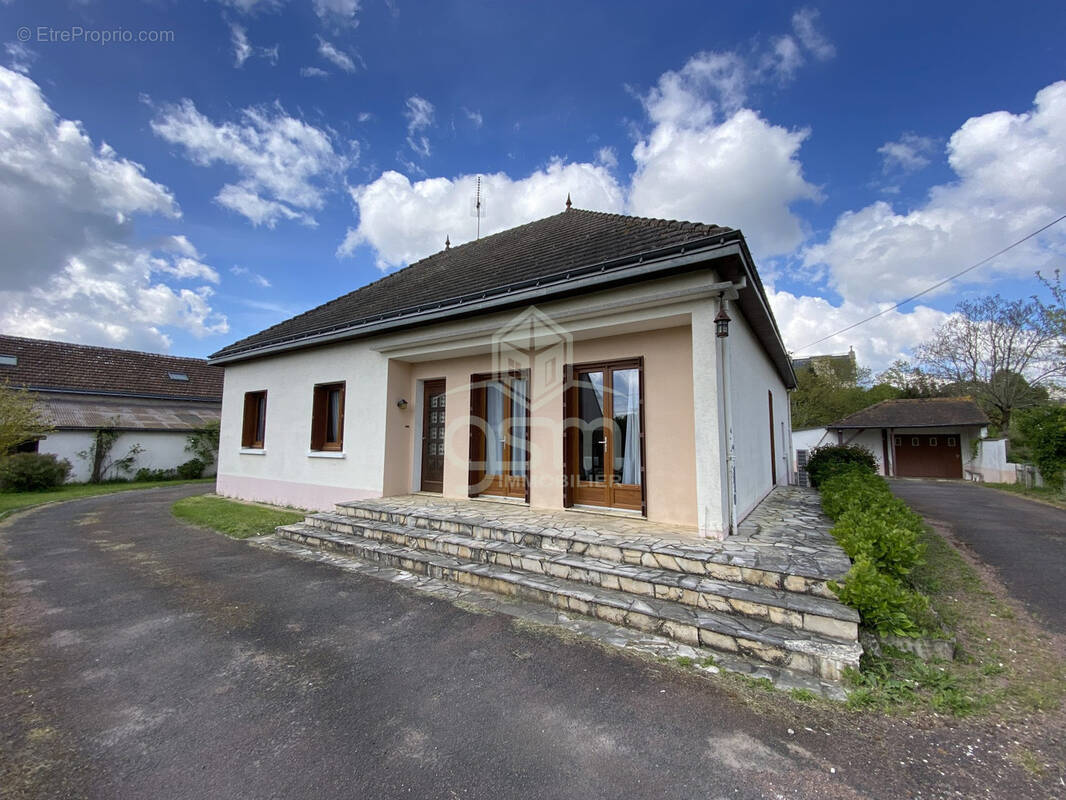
(242, 391), (267, 449)
(0, 354), (16, 366)
(894, 436), (902, 447)
(947, 437), (957, 447)
(911, 437), (920, 447)
(929, 437), (937, 446)
(311, 382), (345, 451)
(168, 371), (189, 381)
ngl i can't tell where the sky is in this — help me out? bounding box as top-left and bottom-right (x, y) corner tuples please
(0, 0), (1064, 373)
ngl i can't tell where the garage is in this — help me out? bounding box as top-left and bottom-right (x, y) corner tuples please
(823, 398), (990, 479)
(893, 432), (962, 479)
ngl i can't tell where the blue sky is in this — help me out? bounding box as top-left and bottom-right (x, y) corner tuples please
(1, 0), (1064, 371)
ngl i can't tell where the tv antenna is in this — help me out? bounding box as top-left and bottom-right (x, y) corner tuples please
(471, 176), (486, 240)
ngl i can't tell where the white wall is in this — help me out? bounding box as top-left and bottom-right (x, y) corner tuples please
(791, 427), (831, 471)
(724, 303), (791, 522)
(215, 338), (391, 510)
(40, 429), (211, 483)
(831, 426), (983, 477)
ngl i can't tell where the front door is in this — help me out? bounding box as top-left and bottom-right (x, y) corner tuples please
(565, 359), (645, 513)
(420, 379), (446, 492)
(469, 373), (528, 500)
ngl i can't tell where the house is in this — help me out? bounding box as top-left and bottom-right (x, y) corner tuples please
(209, 208), (798, 538)
(0, 334), (222, 482)
(820, 397), (990, 479)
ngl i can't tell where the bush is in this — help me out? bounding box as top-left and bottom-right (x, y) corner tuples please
(134, 467), (178, 482)
(831, 504), (926, 579)
(177, 458), (205, 480)
(820, 468), (893, 519)
(805, 443), (877, 487)
(1017, 405), (1066, 491)
(0, 453), (72, 491)
(830, 557), (930, 638)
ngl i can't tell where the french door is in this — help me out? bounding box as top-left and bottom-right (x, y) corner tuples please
(419, 379), (447, 493)
(565, 359), (645, 513)
(469, 372), (529, 500)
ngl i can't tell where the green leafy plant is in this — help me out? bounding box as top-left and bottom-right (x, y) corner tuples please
(0, 379), (52, 456)
(134, 467), (178, 482)
(0, 452), (72, 491)
(77, 424), (143, 483)
(185, 420), (220, 467)
(831, 503), (926, 580)
(176, 458), (205, 480)
(1017, 405), (1066, 491)
(819, 468), (893, 519)
(829, 557), (929, 638)
(805, 443), (877, 487)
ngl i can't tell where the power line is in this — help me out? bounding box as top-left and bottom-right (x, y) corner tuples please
(792, 212), (1066, 353)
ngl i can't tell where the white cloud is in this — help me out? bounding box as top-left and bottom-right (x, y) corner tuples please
(230, 265), (272, 288)
(150, 98), (349, 227)
(0, 67), (227, 349)
(807, 80), (1066, 305)
(300, 66), (329, 78)
(878, 132), (936, 174)
(4, 41), (35, 74)
(314, 0), (360, 25)
(595, 146), (618, 169)
(462, 107), (483, 128)
(316, 36), (356, 72)
(216, 0), (284, 13)
(630, 56), (820, 256)
(404, 95), (434, 157)
(230, 24), (278, 68)
(791, 8), (836, 61)
(768, 287), (950, 373)
(339, 161), (624, 268)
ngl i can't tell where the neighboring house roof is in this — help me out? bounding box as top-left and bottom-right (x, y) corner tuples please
(209, 208), (796, 388)
(0, 334), (223, 401)
(792, 348), (857, 382)
(39, 394), (220, 432)
(827, 398), (990, 430)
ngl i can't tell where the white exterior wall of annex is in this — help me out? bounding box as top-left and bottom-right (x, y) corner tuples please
(40, 429), (211, 483)
(722, 304), (791, 522)
(833, 426), (983, 476)
(215, 339), (390, 509)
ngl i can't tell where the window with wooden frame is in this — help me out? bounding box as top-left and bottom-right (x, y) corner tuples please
(310, 382), (346, 451)
(242, 391), (267, 449)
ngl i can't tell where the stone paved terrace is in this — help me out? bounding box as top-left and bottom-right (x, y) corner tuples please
(337, 486), (851, 585)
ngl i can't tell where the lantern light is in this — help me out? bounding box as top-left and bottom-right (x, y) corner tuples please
(714, 307), (732, 338)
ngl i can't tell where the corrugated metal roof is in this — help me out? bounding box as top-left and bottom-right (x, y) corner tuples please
(38, 394), (220, 431)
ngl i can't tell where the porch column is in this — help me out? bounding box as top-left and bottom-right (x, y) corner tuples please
(691, 305), (727, 538)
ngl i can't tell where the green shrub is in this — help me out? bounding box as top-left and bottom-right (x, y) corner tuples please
(1017, 405), (1066, 490)
(820, 468), (893, 519)
(134, 467), (178, 482)
(829, 556), (930, 638)
(805, 444), (877, 487)
(0, 453), (72, 491)
(831, 504), (926, 579)
(176, 458), (205, 480)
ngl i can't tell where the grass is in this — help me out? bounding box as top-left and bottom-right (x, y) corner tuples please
(838, 522), (1066, 717)
(171, 494), (304, 539)
(0, 478), (214, 520)
(977, 481), (1066, 510)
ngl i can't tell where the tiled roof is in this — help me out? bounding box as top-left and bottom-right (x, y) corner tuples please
(0, 334), (223, 401)
(828, 398), (989, 429)
(39, 394), (220, 431)
(211, 208), (732, 361)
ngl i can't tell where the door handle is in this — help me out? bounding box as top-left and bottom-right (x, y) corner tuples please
(597, 439), (607, 445)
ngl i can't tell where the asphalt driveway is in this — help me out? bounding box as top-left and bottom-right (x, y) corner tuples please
(890, 479), (1066, 633)
(0, 485), (1057, 799)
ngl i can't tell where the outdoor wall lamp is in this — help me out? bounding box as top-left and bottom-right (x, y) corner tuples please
(396, 398), (408, 410)
(714, 307), (732, 338)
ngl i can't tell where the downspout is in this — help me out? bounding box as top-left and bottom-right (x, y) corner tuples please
(717, 294), (737, 535)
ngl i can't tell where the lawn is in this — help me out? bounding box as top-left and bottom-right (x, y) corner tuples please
(978, 482), (1066, 511)
(0, 478), (215, 520)
(171, 494), (304, 539)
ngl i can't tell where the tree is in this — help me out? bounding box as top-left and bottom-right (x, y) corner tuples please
(876, 360), (941, 398)
(790, 362), (900, 429)
(1017, 405), (1066, 491)
(914, 295), (1065, 431)
(77, 423), (143, 483)
(0, 379), (51, 456)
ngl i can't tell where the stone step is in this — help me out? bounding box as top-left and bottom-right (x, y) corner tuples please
(305, 512), (858, 641)
(276, 522), (862, 681)
(335, 499), (837, 599)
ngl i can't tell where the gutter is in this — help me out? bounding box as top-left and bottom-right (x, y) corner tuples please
(209, 233), (744, 365)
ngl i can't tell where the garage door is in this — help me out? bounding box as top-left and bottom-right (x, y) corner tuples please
(893, 433), (962, 479)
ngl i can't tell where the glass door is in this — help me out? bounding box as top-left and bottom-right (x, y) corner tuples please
(469, 373), (529, 500)
(567, 360), (644, 512)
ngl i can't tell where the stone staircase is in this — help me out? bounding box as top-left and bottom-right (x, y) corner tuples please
(274, 493), (861, 685)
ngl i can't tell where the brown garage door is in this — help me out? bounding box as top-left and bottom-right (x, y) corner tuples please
(893, 433), (962, 479)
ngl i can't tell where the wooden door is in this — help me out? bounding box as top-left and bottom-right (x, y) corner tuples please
(768, 390), (777, 485)
(565, 359), (645, 513)
(420, 379), (446, 492)
(468, 373), (528, 500)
